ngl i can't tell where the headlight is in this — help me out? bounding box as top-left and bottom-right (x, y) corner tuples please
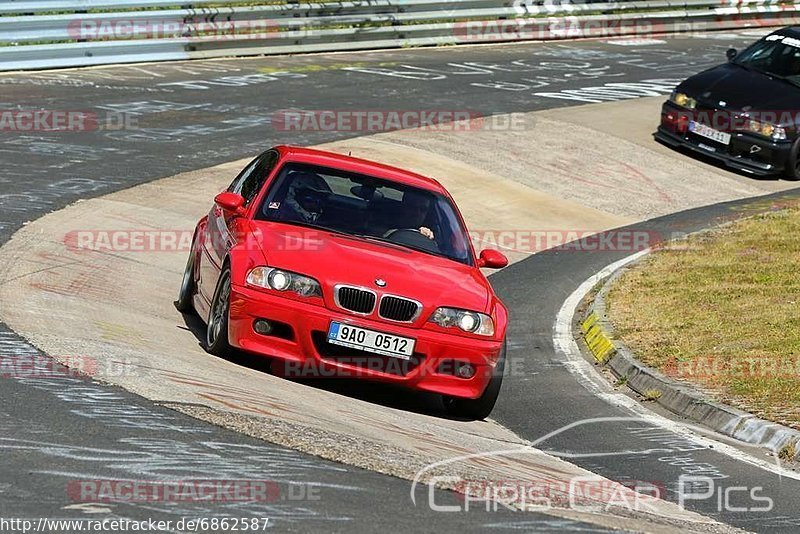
(246, 267), (322, 297)
(748, 119), (787, 140)
(429, 307), (494, 336)
(671, 91), (697, 110)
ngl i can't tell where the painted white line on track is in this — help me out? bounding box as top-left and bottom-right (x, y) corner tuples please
(604, 39), (666, 46)
(553, 249), (800, 481)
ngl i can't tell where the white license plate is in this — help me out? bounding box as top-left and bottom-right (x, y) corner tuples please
(327, 322), (415, 360)
(689, 121), (731, 145)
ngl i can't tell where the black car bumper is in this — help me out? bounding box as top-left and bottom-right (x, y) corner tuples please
(655, 101), (793, 176)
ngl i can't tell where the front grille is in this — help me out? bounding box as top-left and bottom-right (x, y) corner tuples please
(336, 286), (376, 314)
(379, 295), (420, 322)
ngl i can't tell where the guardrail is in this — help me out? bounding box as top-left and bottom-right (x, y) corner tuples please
(0, 0), (798, 71)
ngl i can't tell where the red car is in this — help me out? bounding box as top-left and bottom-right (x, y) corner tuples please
(176, 146), (509, 419)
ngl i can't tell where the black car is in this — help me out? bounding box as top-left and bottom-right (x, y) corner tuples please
(656, 27), (800, 180)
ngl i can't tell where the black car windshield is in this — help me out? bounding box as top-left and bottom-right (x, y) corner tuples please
(734, 34), (800, 80)
(256, 162), (473, 265)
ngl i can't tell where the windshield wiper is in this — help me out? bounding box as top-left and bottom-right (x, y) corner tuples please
(352, 233), (453, 261)
(771, 73), (800, 88)
(351, 233), (414, 250)
(265, 218), (348, 237)
(734, 62), (800, 87)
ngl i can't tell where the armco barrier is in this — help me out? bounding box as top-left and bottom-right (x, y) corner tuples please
(0, 0), (797, 71)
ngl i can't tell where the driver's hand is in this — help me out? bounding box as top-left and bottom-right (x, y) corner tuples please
(419, 227), (434, 240)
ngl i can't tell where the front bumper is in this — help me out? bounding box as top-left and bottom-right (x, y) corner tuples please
(228, 284), (504, 399)
(655, 101), (793, 176)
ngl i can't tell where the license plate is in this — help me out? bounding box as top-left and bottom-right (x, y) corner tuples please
(327, 322), (416, 360)
(689, 121), (731, 145)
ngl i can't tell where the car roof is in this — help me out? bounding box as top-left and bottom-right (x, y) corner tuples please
(775, 26), (800, 37)
(274, 145), (448, 195)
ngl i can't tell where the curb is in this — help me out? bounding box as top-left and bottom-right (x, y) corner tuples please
(581, 264), (800, 462)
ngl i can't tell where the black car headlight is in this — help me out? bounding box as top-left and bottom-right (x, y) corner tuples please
(747, 119), (787, 141)
(429, 307), (494, 336)
(670, 91), (697, 110)
(246, 267), (322, 297)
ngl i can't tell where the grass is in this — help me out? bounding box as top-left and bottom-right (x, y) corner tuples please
(642, 389), (662, 401)
(779, 443), (797, 461)
(607, 200), (800, 428)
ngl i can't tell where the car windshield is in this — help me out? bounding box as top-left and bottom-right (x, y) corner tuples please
(256, 162), (473, 265)
(734, 34), (800, 81)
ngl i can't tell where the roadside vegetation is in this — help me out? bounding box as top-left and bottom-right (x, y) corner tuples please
(607, 200), (800, 428)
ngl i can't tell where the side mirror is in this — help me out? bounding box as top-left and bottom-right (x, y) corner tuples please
(726, 48), (738, 61)
(214, 192), (246, 215)
(477, 249), (508, 269)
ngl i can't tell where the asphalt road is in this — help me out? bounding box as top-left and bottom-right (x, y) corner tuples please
(491, 191), (800, 533)
(0, 32), (792, 532)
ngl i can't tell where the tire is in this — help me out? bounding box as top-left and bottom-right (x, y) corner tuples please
(443, 340), (506, 421)
(205, 265), (233, 357)
(175, 236), (197, 313)
(785, 139), (800, 181)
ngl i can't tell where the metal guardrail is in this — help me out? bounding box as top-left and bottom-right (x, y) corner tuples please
(0, 0), (797, 71)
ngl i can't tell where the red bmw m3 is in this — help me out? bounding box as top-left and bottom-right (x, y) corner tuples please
(176, 146), (509, 419)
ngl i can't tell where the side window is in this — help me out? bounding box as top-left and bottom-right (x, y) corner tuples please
(229, 150), (280, 206)
(228, 157), (259, 193)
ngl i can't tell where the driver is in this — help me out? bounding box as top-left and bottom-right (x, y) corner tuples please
(400, 190), (435, 240)
(283, 171), (327, 223)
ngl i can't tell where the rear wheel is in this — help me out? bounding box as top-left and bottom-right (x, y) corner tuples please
(206, 266), (233, 357)
(443, 341), (506, 421)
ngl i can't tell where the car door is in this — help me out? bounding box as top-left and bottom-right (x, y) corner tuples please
(198, 150), (279, 304)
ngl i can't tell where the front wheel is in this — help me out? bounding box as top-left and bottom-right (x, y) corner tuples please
(443, 341), (506, 421)
(205, 266), (233, 357)
(785, 139), (800, 181)
(175, 236), (197, 313)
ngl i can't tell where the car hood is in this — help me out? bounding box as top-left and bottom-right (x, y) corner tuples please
(247, 221), (491, 314)
(680, 63), (800, 112)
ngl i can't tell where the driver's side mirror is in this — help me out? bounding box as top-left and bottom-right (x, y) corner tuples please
(477, 249), (508, 269)
(214, 192), (246, 216)
(726, 48), (738, 61)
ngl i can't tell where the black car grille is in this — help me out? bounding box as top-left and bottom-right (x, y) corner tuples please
(312, 332), (423, 376)
(336, 286), (376, 314)
(379, 296), (420, 322)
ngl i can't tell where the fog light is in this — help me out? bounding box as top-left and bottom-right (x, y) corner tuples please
(254, 320), (273, 335)
(456, 362), (476, 379)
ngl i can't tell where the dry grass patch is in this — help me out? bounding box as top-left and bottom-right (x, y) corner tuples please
(607, 202), (800, 428)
